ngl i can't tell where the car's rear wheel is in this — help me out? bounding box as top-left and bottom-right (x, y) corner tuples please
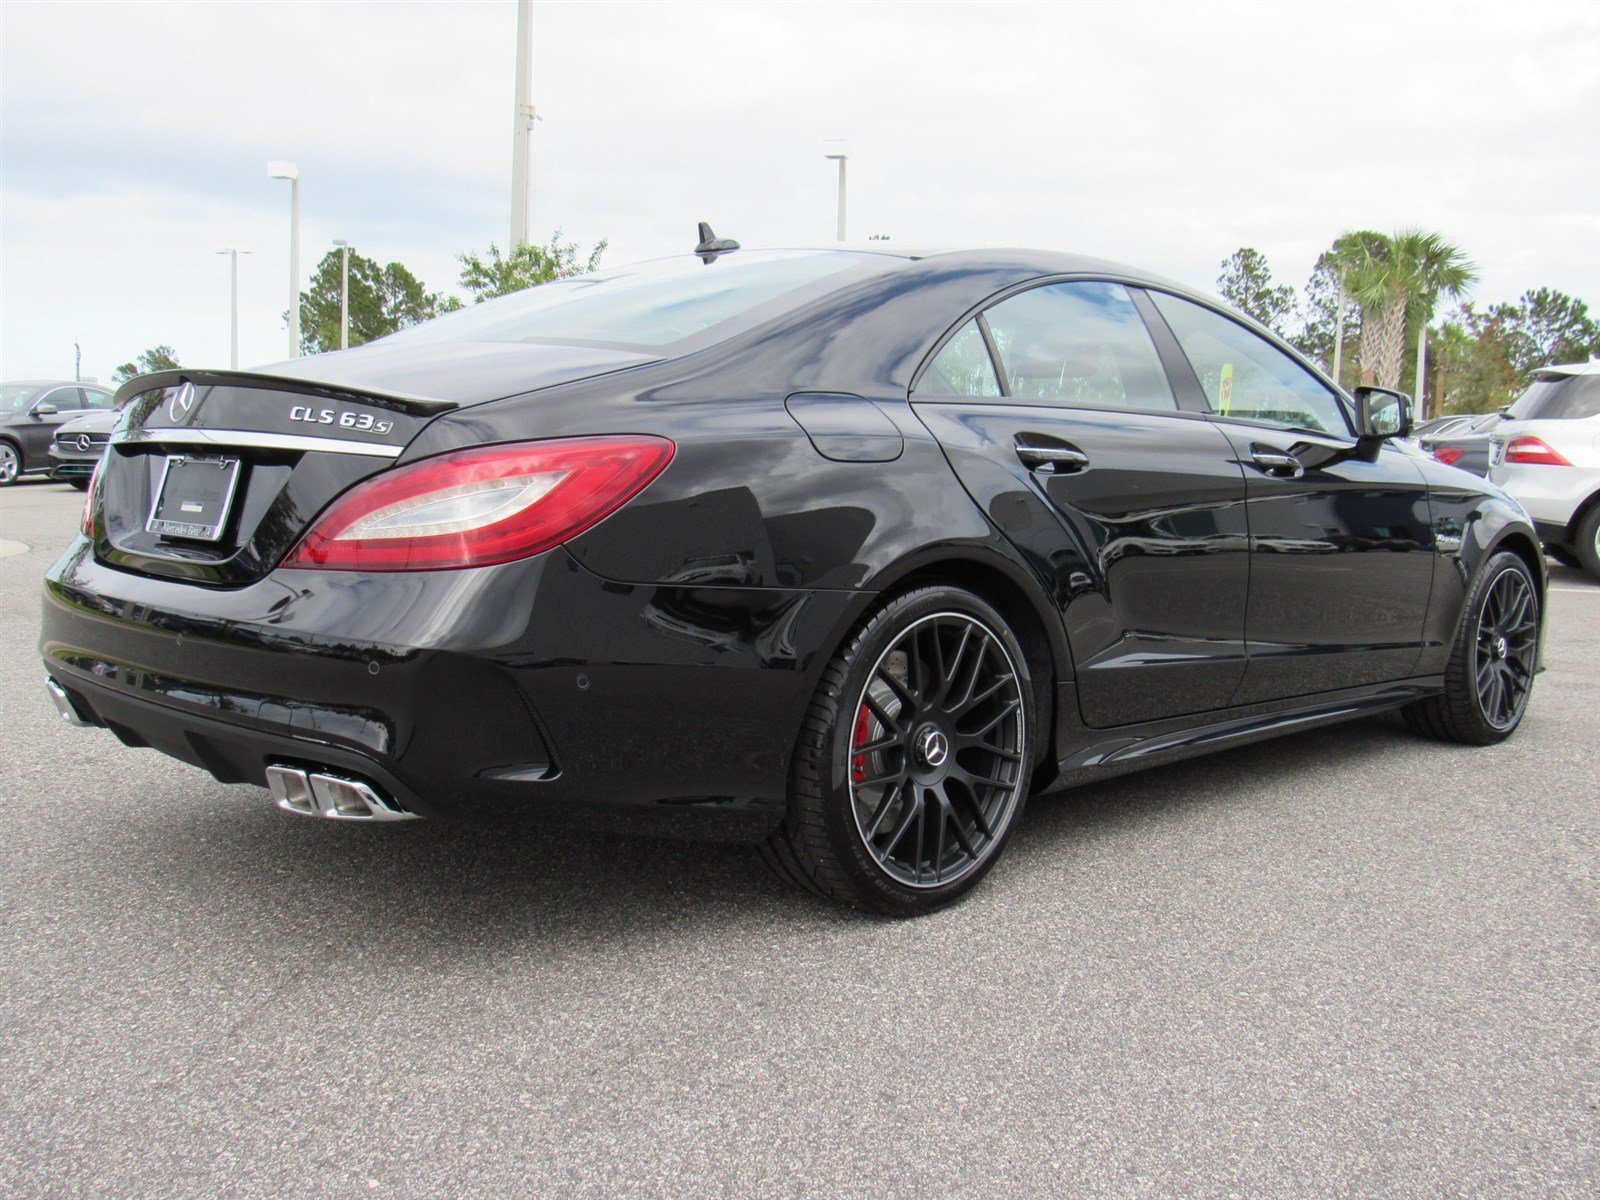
(763, 586), (1035, 915)
(1573, 506), (1600, 580)
(1404, 550), (1540, 745)
(0, 442), (21, 487)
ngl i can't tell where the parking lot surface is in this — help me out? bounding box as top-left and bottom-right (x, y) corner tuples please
(1, 479), (1595, 1199)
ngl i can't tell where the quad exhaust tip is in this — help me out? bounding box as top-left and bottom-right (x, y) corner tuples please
(265, 764), (418, 822)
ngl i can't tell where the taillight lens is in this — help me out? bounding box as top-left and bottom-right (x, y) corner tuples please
(80, 457), (105, 537)
(1432, 447), (1465, 466)
(1504, 436), (1571, 466)
(281, 436), (674, 571)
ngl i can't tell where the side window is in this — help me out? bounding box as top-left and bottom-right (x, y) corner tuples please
(983, 281), (1176, 411)
(913, 320), (1001, 398)
(82, 389), (115, 410)
(1149, 292), (1348, 435)
(40, 388), (84, 411)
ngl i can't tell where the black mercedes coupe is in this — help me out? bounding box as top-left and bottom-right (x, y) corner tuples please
(41, 241), (1545, 914)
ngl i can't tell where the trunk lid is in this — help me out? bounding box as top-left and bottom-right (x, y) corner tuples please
(93, 342), (659, 587)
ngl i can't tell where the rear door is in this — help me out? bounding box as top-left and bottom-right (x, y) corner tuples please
(911, 280), (1251, 729)
(1143, 290), (1435, 703)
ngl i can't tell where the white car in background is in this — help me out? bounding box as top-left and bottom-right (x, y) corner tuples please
(1488, 361), (1600, 578)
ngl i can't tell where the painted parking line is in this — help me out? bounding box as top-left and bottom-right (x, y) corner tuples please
(1549, 586), (1598, 594)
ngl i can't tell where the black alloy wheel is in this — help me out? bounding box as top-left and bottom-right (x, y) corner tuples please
(1471, 566), (1539, 730)
(763, 586), (1035, 915)
(1405, 550), (1541, 745)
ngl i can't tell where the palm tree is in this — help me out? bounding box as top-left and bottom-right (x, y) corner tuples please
(1340, 230), (1477, 413)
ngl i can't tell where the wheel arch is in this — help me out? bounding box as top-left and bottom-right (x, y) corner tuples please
(826, 546), (1072, 777)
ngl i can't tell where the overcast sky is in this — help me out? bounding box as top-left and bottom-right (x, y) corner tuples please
(2, 0), (1597, 383)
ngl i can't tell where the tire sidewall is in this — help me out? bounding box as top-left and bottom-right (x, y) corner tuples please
(818, 586), (1037, 913)
(1461, 551), (1540, 736)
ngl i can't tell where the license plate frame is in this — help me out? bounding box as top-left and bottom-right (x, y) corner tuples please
(146, 454), (243, 542)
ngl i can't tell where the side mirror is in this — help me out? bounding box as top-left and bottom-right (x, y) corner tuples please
(1353, 386), (1410, 441)
(32, 403), (58, 416)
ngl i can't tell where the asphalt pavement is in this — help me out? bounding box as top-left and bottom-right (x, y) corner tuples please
(1, 478), (1595, 1199)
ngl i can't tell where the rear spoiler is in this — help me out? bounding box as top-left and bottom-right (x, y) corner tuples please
(112, 369), (460, 418)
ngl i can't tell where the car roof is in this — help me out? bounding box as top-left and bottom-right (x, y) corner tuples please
(1533, 360), (1600, 378)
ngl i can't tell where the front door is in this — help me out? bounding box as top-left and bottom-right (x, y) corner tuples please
(1144, 291), (1435, 704)
(911, 280), (1251, 729)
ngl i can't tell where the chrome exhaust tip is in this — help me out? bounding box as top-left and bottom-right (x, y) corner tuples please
(265, 764), (418, 822)
(45, 677), (93, 727)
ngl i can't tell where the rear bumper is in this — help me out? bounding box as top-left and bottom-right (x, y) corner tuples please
(41, 538), (862, 839)
(1490, 461), (1600, 533)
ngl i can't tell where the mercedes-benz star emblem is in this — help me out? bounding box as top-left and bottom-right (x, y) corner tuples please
(167, 381), (196, 423)
(915, 726), (949, 769)
(74, 434), (93, 452)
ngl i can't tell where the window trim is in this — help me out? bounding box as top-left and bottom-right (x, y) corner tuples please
(1137, 286), (1357, 439)
(36, 387), (83, 412)
(910, 275), (1186, 415)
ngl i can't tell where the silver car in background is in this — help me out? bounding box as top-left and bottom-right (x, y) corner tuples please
(1488, 361), (1600, 577)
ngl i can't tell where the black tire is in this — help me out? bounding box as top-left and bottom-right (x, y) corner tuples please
(66, 479), (90, 492)
(1546, 544), (1583, 571)
(1404, 550), (1540, 745)
(763, 585), (1038, 915)
(1573, 505), (1600, 581)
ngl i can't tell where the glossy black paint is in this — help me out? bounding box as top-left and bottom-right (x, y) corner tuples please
(42, 248), (1546, 837)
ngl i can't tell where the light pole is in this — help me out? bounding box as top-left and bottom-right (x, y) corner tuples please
(510, 0), (535, 249)
(216, 248), (250, 368)
(332, 239), (351, 350)
(267, 161), (300, 358)
(824, 142), (848, 242)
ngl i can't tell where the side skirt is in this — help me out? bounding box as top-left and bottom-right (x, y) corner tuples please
(1043, 676), (1441, 793)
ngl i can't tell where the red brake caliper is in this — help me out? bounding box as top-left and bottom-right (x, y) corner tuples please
(850, 704), (872, 785)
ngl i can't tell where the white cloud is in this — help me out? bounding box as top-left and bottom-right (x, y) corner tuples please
(3, 0), (1597, 381)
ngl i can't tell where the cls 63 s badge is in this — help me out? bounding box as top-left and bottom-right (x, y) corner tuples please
(289, 405), (394, 435)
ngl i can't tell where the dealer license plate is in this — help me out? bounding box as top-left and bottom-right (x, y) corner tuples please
(147, 455), (242, 542)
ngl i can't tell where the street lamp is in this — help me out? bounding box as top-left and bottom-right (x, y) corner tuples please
(823, 141), (849, 242)
(216, 247), (251, 369)
(332, 239), (351, 350)
(267, 161), (300, 359)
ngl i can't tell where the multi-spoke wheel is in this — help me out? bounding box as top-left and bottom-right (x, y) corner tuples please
(0, 441), (21, 487)
(1405, 550), (1541, 745)
(763, 585), (1036, 914)
(1471, 567), (1538, 730)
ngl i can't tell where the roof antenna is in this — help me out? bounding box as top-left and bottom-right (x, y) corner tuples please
(695, 222), (740, 264)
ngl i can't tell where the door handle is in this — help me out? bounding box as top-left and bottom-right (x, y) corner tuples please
(1015, 436), (1090, 475)
(1250, 447), (1305, 478)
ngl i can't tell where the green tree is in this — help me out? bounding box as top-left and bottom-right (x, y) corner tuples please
(1505, 287), (1600, 373)
(1339, 229), (1476, 394)
(1433, 304), (1522, 414)
(297, 248), (455, 354)
(112, 345), (180, 383)
(1217, 247), (1296, 336)
(457, 231), (607, 302)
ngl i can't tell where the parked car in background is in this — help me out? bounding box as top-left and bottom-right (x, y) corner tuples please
(48, 408), (121, 489)
(0, 380), (116, 486)
(1410, 414), (1476, 443)
(1489, 361), (1600, 578)
(1420, 411), (1500, 476)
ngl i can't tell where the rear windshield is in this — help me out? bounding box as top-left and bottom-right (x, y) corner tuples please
(381, 250), (896, 352)
(1508, 373), (1600, 421)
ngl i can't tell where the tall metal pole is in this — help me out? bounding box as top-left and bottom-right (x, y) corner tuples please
(1331, 276), (1346, 386)
(288, 176), (301, 357)
(217, 248), (249, 369)
(333, 239), (350, 350)
(510, 0), (534, 249)
(1415, 321), (1429, 422)
(825, 152), (848, 241)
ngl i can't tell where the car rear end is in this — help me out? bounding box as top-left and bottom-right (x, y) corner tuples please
(1488, 364), (1600, 560)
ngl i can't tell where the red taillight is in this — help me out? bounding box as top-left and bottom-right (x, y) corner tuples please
(80, 458), (104, 537)
(1432, 447), (1465, 466)
(1504, 436), (1571, 466)
(281, 436), (675, 571)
